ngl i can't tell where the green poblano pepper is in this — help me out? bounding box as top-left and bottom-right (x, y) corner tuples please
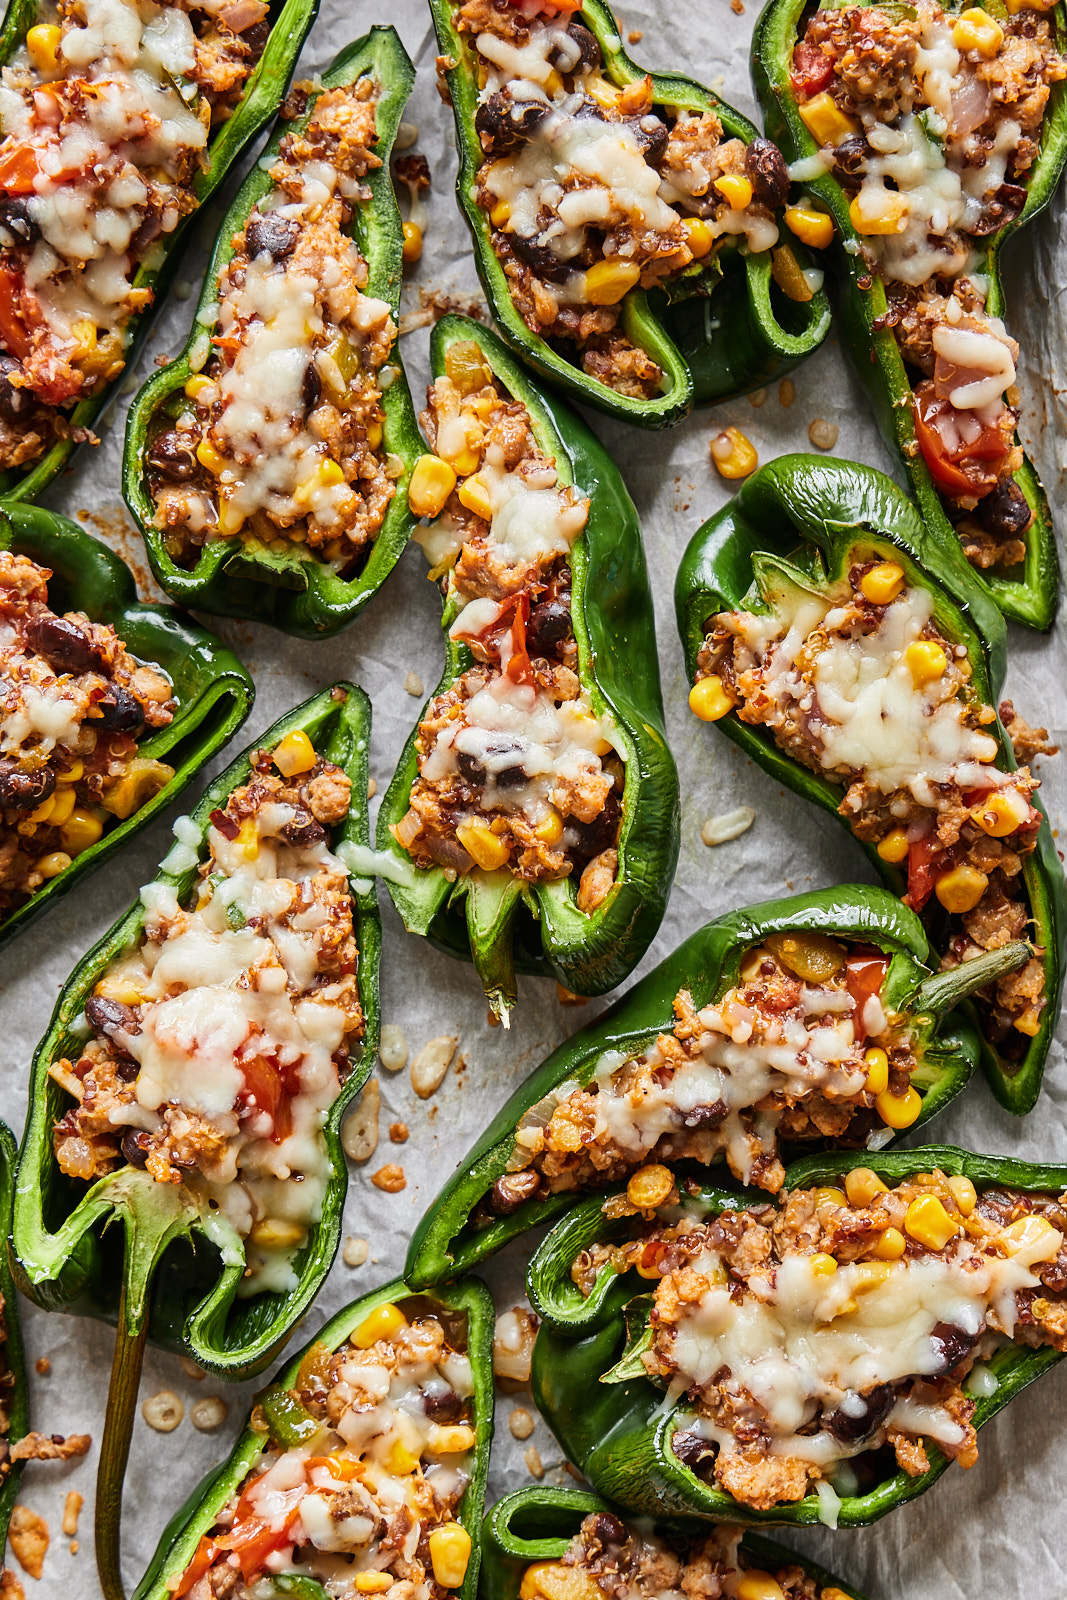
(0, 1124), (28, 1560)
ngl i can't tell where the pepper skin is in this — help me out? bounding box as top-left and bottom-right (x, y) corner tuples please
(0, 0), (319, 504)
(377, 314), (679, 1017)
(0, 1123), (29, 1555)
(123, 29), (423, 637)
(675, 455), (1065, 1114)
(430, 0), (831, 428)
(528, 1146), (1067, 1528)
(131, 1277), (495, 1600)
(405, 886), (1028, 1288)
(481, 1487), (869, 1600)
(0, 501), (253, 950)
(752, 0), (1067, 630)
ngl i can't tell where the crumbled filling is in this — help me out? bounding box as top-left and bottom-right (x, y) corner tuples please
(172, 1302), (476, 1600)
(791, 0), (1066, 566)
(393, 347), (623, 906)
(0, 1290), (92, 1490)
(50, 733), (363, 1293)
(575, 1168), (1067, 1512)
(696, 551), (1045, 1046)
(148, 78), (403, 573)
(451, 0), (786, 400)
(0, 548), (174, 916)
(0, 0), (268, 473)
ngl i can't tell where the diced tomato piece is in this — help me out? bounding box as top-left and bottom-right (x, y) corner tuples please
(0, 267), (32, 362)
(913, 384), (1010, 500)
(844, 950), (890, 1041)
(305, 1453), (362, 1482)
(173, 1536), (219, 1599)
(237, 1052), (294, 1143)
(503, 593), (533, 684)
(790, 40), (834, 97)
(0, 141), (45, 194)
(903, 833), (941, 913)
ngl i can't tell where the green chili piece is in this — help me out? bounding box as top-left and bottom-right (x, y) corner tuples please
(259, 1386), (322, 1448)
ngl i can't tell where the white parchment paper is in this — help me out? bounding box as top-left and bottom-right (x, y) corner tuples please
(3, 1), (1066, 1595)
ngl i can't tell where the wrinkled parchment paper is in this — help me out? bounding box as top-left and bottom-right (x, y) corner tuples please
(3, 1), (1066, 1594)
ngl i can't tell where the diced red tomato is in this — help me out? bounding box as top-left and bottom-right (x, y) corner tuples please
(173, 1536), (219, 1598)
(844, 950), (890, 1042)
(213, 1479), (303, 1582)
(0, 141), (45, 194)
(903, 833), (941, 913)
(237, 1052), (293, 1142)
(790, 40), (834, 97)
(913, 384), (1010, 500)
(502, 593), (533, 685)
(0, 267), (33, 362)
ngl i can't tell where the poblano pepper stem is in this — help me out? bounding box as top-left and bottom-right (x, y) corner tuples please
(96, 1273), (150, 1600)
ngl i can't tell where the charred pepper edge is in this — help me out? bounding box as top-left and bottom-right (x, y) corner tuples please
(122, 27), (424, 638)
(404, 885), (991, 1290)
(527, 1145), (1067, 1529)
(130, 1275), (497, 1600)
(11, 683), (381, 1377)
(0, 500), (254, 949)
(673, 454), (1067, 1114)
(376, 312), (680, 1011)
(430, 0), (830, 428)
(0, 0), (321, 504)
(481, 1486), (870, 1600)
(751, 0), (1067, 631)
(0, 1122), (28, 1560)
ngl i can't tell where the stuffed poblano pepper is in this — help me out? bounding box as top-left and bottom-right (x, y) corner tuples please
(11, 686), (381, 1600)
(529, 1146), (1067, 1528)
(123, 28), (423, 637)
(405, 886), (1030, 1288)
(133, 1276), (494, 1600)
(675, 455), (1065, 1115)
(0, 501), (252, 949)
(482, 1486), (868, 1600)
(377, 314), (679, 1018)
(752, 0), (1067, 629)
(429, 0), (831, 427)
(0, 0), (318, 502)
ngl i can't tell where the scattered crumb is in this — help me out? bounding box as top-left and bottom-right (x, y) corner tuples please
(701, 807), (756, 847)
(404, 672), (424, 697)
(389, 1122), (409, 1143)
(342, 1079), (380, 1163)
(556, 984), (589, 1006)
(11, 1433), (90, 1463)
(628, 28), (643, 41)
(509, 1408), (535, 1440)
(62, 1494), (82, 1540)
(69, 1543), (78, 1556)
(808, 418), (839, 451)
(179, 1357), (206, 1381)
(191, 1397), (228, 1432)
(141, 1391), (183, 1432)
(778, 378), (795, 407)
(379, 1023), (408, 1072)
(367, 777), (377, 798)
(748, 388), (767, 407)
(33, 1359), (50, 1377)
(9, 1508), (49, 1579)
(371, 1164), (407, 1193)
(410, 1035), (458, 1099)
(731, 0), (745, 10)
(524, 1446), (544, 1479)
(1, 1569), (25, 1598)
(486, 1009), (501, 1028)
(343, 1237), (369, 1268)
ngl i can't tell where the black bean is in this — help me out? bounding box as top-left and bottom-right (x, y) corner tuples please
(488, 1171), (542, 1214)
(829, 134), (872, 191)
(745, 136), (791, 206)
(493, 763), (528, 791)
(121, 1129), (151, 1168)
(475, 91), (550, 155)
(0, 760), (55, 811)
(975, 477), (1033, 540)
(590, 1512), (627, 1548)
(23, 613), (98, 674)
(86, 996), (141, 1040)
(456, 750), (487, 787)
(633, 115), (669, 168)
(971, 182), (1027, 238)
(930, 1321), (979, 1376)
(680, 1099), (729, 1129)
(569, 787), (621, 861)
(0, 353), (34, 424)
(244, 211), (299, 261)
(280, 808), (326, 847)
(671, 1429), (715, 1467)
(527, 597), (573, 657)
(94, 685), (145, 734)
(556, 21), (599, 72)
(0, 197), (37, 247)
(301, 360), (322, 412)
(508, 231), (571, 281)
(824, 1384), (895, 1446)
(148, 429), (198, 483)
(421, 1388), (464, 1421)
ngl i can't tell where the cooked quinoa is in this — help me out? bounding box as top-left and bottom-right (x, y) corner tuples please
(0, 549), (174, 916)
(149, 78), (403, 572)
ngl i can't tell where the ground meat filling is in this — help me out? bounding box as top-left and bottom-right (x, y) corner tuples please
(574, 1168), (1067, 1513)
(450, 0), (784, 400)
(489, 936), (919, 1215)
(149, 78), (404, 573)
(0, 0), (268, 473)
(791, 0), (1067, 568)
(393, 344), (624, 907)
(50, 732), (363, 1293)
(522, 1511), (849, 1600)
(172, 1301), (476, 1600)
(696, 551), (1047, 1048)
(0, 549), (174, 916)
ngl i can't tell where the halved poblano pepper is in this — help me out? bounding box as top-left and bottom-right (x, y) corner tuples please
(0, 1122), (28, 1557)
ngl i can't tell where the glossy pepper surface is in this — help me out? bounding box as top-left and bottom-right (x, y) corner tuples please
(0, 1123), (28, 1558)
(377, 314), (679, 1016)
(674, 455), (1065, 1114)
(429, 0), (831, 428)
(752, 0), (1067, 630)
(528, 1145), (1067, 1528)
(405, 886), (1029, 1288)
(0, 502), (253, 950)
(132, 1276), (495, 1600)
(0, 0), (319, 504)
(122, 28), (422, 637)
(481, 1487), (868, 1600)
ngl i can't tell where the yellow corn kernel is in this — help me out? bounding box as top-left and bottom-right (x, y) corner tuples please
(860, 561), (905, 605)
(626, 1163), (674, 1210)
(70, 319), (97, 358)
(489, 197), (511, 229)
(845, 1166), (888, 1207)
(877, 828), (910, 864)
(873, 1225), (907, 1260)
(767, 932), (846, 983)
(248, 1217), (305, 1249)
(402, 221), (423, 263)
(184, 374), (214, 401)
(27, 794), (56, 825)
(797, 92), (859, 147)
(354, 1576), (393, 1594)
(385, 1439), (421, 1476)
(196, 439), (226, 476)
(456, 818), (511, 872)
(215, 494), (245, 537)
(952, 7), (1004, 57)
(544, 67), (564, 96)
(354, 1302), (408, 1349)
(849, 190), (908, 236)
(36, 850), (71, 879)
(905, 639), (948, 686)
(520, 1563), (603, 1600)
(429, 1524), (472, 1589)
(428, 1423), (476, 1454)
(688, 675), (735, 722)
(852, 1261), (892, 1292)
(26, 23), (62, 72)
(273, 729), (317, 777)
(715, 174), (754, 211)
(585, 73), (622, 109)
(864, 1046), (890, 1097)
(710, 425), (758, 480)
(904, 1193), (958, 1249)
(970, 788), (1029, 838)
(771, 243), (815, 302)
(60, 807), (104, 856)
(682, 216), (714, 259)
(809, 1252), (838, 1276)
(934, 864), (989, 915)
(57, 760), (84, 785)
(457, 473), (494, 522)
(1004, 0), (1054, 12)
(99, 757), (173, 820)
(366, 419), (383, 452)
(1000, 1213), (1061, 1259)
(815, 1186), (848, 1211)
(584, 259), (642, 306)
(48, 786), (76, 827)
(875, 1085), (922, 1129)
(234, 818), (259, 862)
(947, 1175), (977, 1217)
(784, 203), (834, 250)
(317, 458), (345, 489)
(408, 455), (457, 519)
(533, 807), (563, 845)
(735, 1575), (785, 1600)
